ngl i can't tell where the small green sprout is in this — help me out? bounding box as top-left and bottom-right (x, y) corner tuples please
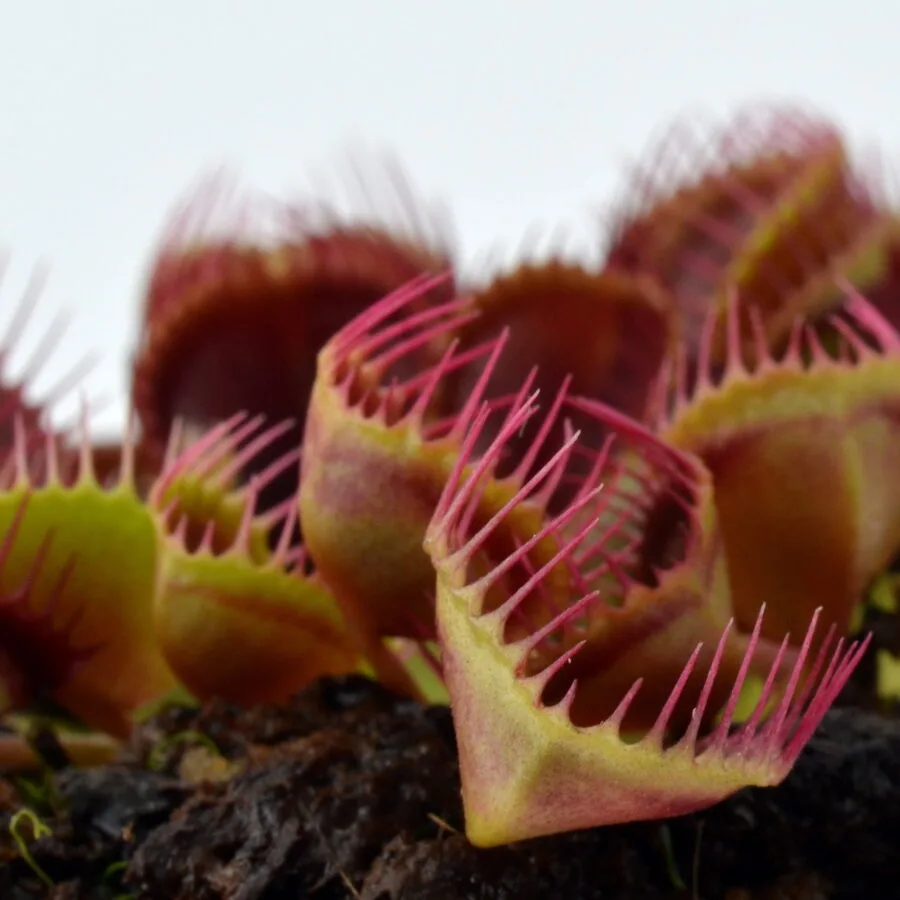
(8, 807), (54, 888)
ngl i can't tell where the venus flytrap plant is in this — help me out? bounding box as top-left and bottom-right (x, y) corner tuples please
(299, 271), (529, 642)
(149, 411), (372, 705)
(0, 118), (892, 871)
(605, 102), (900, 365)
(131, 163), (455, 513)
(0, 273), (142, 762)
(644, 281), (900, 646)
(423, 389), (869, 847)
(1, 401), (424, 740)
(0, 417), (178, 738)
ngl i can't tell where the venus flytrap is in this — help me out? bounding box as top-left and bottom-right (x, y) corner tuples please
(605, 102), (900, 366)
(424, 389), (868, 846)
(299, 272), (540, 642)
(646, 282), (900, 646)
(0, 407), (405, 739)
(149, 412), (371, 705)
(0, 269), (169, 751)
(0, 114), (892, 869)
(0, 415), (177, 738)
(131, 165), (455, 514)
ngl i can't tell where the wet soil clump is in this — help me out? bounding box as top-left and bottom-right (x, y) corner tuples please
(1, 674), (899, 899)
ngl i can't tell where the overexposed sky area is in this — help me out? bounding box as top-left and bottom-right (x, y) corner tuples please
(0, 0), (895, 437)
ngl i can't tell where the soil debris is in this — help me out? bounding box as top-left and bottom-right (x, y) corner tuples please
(1, 675), (899, 899)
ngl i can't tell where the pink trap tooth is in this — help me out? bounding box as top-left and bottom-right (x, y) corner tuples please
(429, 398), (530, 536)
(707, 604), (768, 753)
(217, 417), (297, 486)
(154, 411), (250, 495)
(439, 393), (542, 545)
(644, 642), (705, 748)
(358, 294), (475, 369)
(332, 272), (454, 356)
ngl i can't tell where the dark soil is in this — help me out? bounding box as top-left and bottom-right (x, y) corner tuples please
(1, 670), (899, 900)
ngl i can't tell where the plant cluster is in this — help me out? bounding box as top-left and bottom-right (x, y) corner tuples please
(2, 102), (898, 848)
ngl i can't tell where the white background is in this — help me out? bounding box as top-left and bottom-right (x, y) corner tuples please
(0, 0), (893, 436)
